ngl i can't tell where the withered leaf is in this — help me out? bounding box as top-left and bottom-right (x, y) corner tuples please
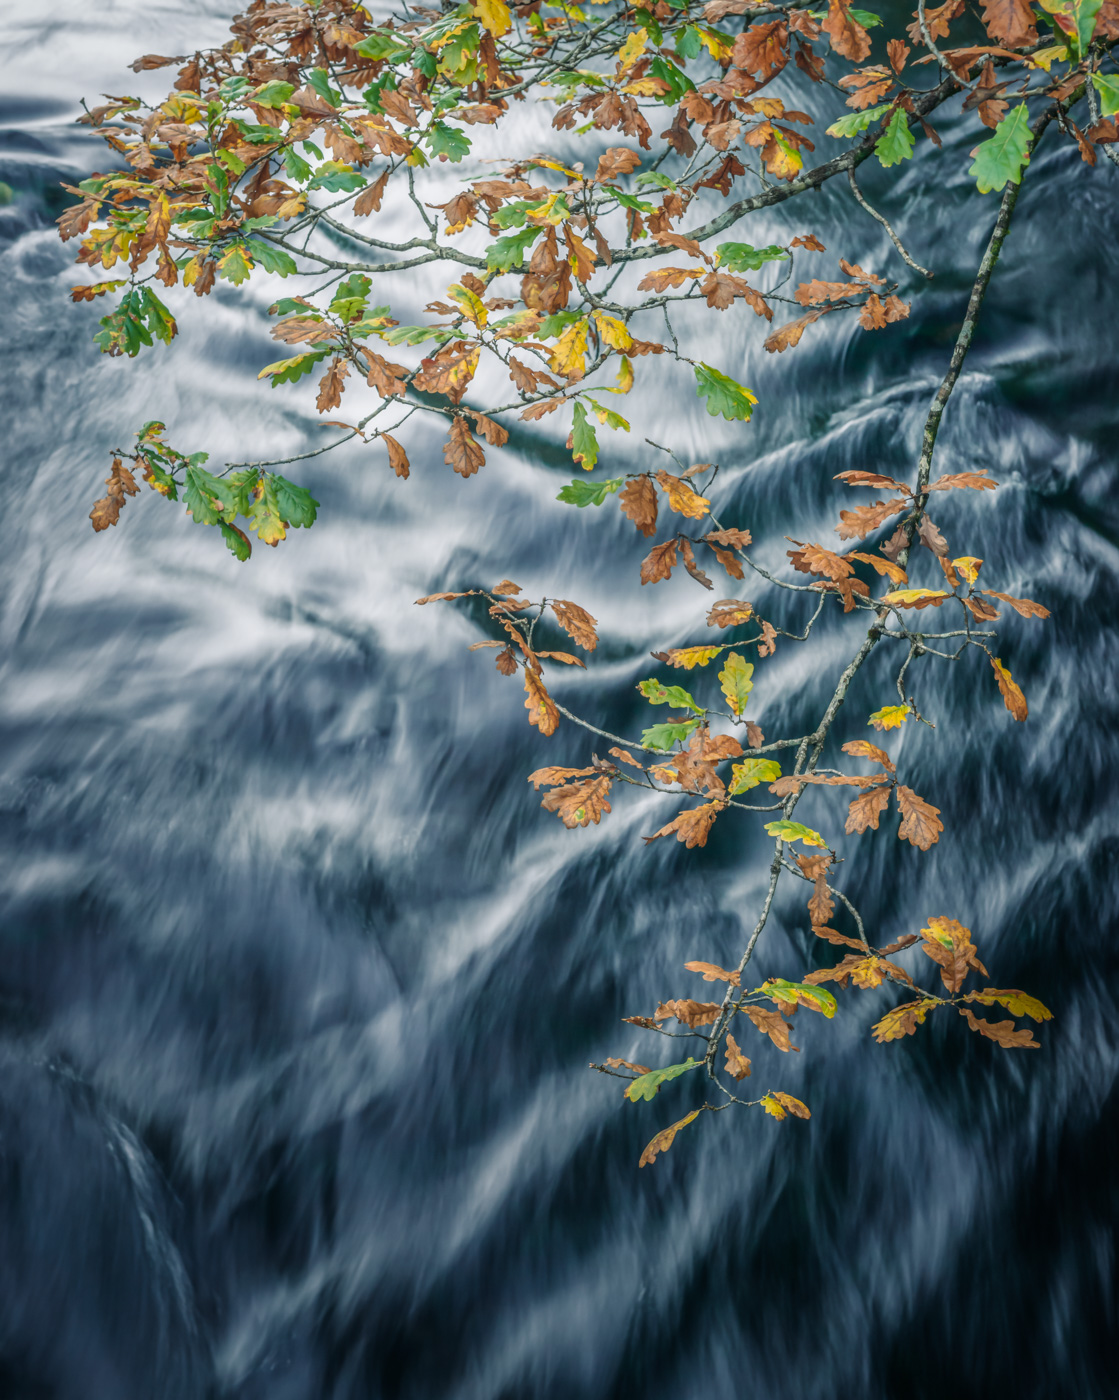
(841, 739), (895, 772)
(981, 590), (1050, 620)
(640, 539), (679, 586)
(316, 358), (348, 413)
(872, 998), (940, 1042)
(536, 650), (586, 667)
(524, 669), (560, 736)
(637, 266), (705, 292)
(353, 169), (390, 216)
(550, 599), (598, 650)
(764, 307), (826, 352)
(608, 746), (644, 768)
(365, 350), (409, 398)
(920, 914), (986, 994)
(835, 499), (908, 540)
(743, 1004), (799, 1052)
(415, 591), (470, 605)
(959, 1007), (1038, 1048)
(496, 645), (517, 675)
(443, 417), (486, 477)
(89, 458), (140, 532)
(467, 410), (509, 446)
(639, 1109), (701, 1167)
(896, 785), (943, 850)
(596, 146), (643, 181)
(918, 516), (949, 556)
(415, 343), (480, 403)
(706, 598), (753, 628)
(705, 528), (752, 550)
(619, 475), (659, 537)
(823, 0), (872, 59)
(848, 551), (908, 585)
(814, 926), (869, 950)
(926, 470), (997, 492)
(655, 998), (722, 1028)
(963, 597), (1000, 622)
(835, 470), (910, 492)
(709, 545), (744, 580)
(978, 0), (1036, 47)
(795, 278), (865, 306)
(540, 774), (613, 827)
(685, 960), (741, 985)
(381, 432), (410, 478)
(680, 538), (713, 590)
(605, 1056), (651, 1075)
(527, 765), (597, 789)
(644, 801), (723, 849)
(990, 656), (1027, 720)
(724, 1034), (752, 1080)
(808, 873), (834, 927)
(655, 470), (710, 519)
(768, 1091), (811, 1119)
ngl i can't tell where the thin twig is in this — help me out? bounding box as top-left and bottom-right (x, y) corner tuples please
(847, 166), (933, 279)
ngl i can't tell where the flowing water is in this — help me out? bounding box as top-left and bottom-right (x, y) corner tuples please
(1, 5), (1117, 1397)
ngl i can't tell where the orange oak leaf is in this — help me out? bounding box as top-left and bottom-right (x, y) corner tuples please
(540, 774), (613, 827)
(644, 801), (723, 848)
(641, 539), (679, 585)
(724, 1034), (752, 1079)
(381, 432), (410, 479)
(639, 1109), (701, 1167)
(550, 599), (598, 650)
(655, 998), (722, 1027)
(981, 590), (1049, 620)
(524, 669), (560, 736)
(443, 416), (486, 477)
(743, 1004), (799, 1052)
(990, 656), (1027, 719)
(685, 960), (741, 985)
(896, 785), (943, 849)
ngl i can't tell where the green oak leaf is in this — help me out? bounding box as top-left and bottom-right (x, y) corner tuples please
(875, 109), (914, 168)
(185, 464), (237, 526)
(694, 363), (758, 421)
(637, 678), (703, 712)
(272, 474), (319, 528)
(257, 349), (331, 384)
(570, 400), (599, 470)
(1091, 71), (1119, 115)
(969, 104), (1032, 193)
(759, 978), (838, 1018)
(718, 652), (753, 715)
(641, 719), (701, 750)
(764, 819), (829, 848)
(247, 239), (297, 276)
(556, 478), (624, 506)
(426, 122), (472, 162)
(728, 758), (781, 795)
(826, 103), (891, 139)
(625, 1058), (701, 1102)
(486, 227), (541, 272)
(715, 241), (790, 271)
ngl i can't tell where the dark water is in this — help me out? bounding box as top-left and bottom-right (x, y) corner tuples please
(1, 7), (1117, 1398)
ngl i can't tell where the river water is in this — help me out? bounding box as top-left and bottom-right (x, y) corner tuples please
(0, 4), (1116, 1397)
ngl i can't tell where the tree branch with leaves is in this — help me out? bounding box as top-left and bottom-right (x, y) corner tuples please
(62, 0), (1115, 1165)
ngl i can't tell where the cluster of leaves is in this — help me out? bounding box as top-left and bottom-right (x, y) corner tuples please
(62, 0), (1101, 1162)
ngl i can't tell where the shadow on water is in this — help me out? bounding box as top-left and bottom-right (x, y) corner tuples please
(0, 6), (1117, 1398)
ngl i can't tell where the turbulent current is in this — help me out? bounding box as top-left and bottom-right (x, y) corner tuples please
(0, 4), (1117, 1397)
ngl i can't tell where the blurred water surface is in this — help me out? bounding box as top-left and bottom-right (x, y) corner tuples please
(0, 5), (1117, 1398)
